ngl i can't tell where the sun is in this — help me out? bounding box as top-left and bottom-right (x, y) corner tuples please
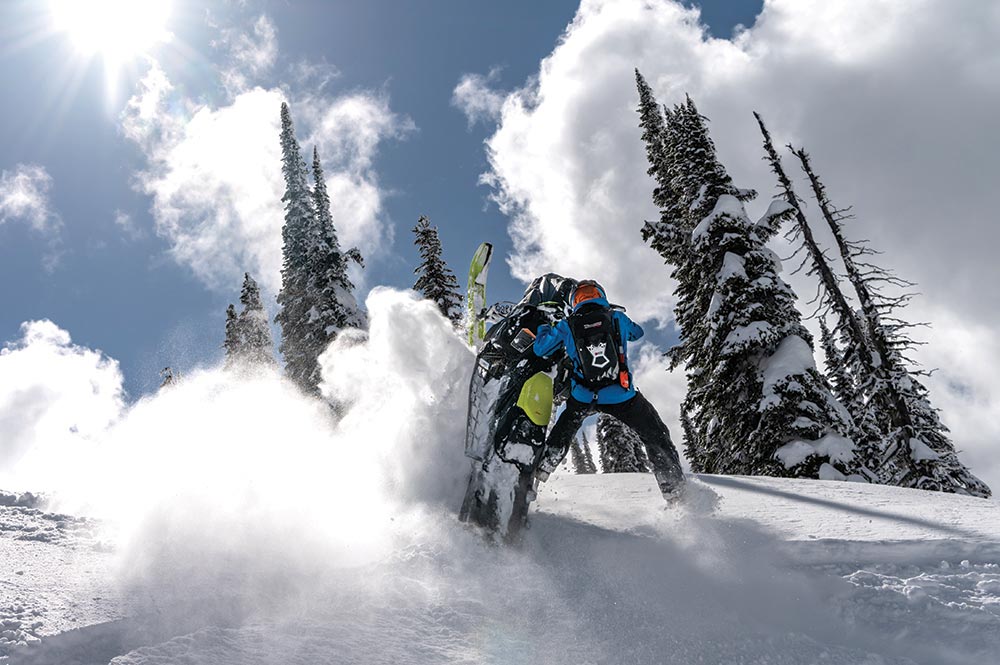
(48, 0), (173, 73)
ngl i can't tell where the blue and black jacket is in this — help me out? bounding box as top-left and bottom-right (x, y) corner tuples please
(532, 295), (644, 405)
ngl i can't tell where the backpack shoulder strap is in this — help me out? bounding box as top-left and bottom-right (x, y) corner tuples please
(610, 314), (631, 390)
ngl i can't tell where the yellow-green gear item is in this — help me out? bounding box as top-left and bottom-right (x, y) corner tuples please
(466, 242), (493, 347)
(516, 371), (554, 426)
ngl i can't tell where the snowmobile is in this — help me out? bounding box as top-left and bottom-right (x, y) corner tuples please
(459, 273), (577, 543)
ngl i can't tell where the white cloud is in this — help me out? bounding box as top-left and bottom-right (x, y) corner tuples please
(451, 68), (507, 127)
(0, 321), (125, 490)
(120, 62), (175, 146)
(0, 163), (59, 233)
(289, 58), (340, 93)
(114, 209), (144, 240)
(909, 310), (1000, 493)
(121, 19), (411, 297)
(483, 0), (1000, 487)
(214, 14), (279, 96)
(123, 79), (286, 293)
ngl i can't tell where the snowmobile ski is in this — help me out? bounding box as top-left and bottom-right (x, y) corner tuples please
(466, 242), (493, 348)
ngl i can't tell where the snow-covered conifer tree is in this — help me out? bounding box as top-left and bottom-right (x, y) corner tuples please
(275, 104), (364, 395)
(819, 317), (858, 416)
(309, 147), (365, 353)
(275, 102), (319, 393)
(596, 414), (649, 473)
(571, 430), (598, 474)
(225, 274), (275, 368)
(635, 69), (672, 213)
(224, 304), (240, 366)
(237, 273), (275, 366)
(637, 86), (854, 479)
(412, 216), (463, 326)
(793, 148), (990, 497)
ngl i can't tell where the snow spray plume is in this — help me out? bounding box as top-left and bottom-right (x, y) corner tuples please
(48, 289), (471, 616)
(0, 320), (124, 492)
(318, 287), (473, 507)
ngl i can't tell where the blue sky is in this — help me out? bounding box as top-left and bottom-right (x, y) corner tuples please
(0, 0), (760, 397)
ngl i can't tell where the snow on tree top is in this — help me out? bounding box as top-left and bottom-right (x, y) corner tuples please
(755, 198), (794, 227)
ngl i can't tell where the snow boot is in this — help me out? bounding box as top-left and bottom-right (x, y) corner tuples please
(655, 469), (686, 505)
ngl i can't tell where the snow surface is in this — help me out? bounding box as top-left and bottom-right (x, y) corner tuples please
(4, 475), (1000, 665)
(3, 289), (1000, 664)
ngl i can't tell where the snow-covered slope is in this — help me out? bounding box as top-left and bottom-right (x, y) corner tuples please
(543, 473), (1000, 559)
(4, 474), (999, 665)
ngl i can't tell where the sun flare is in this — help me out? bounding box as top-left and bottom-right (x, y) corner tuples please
(48, 0), (172, 67)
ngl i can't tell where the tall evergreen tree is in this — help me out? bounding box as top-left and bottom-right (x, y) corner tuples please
(571, 430), (598, 474)
(793, 148), (990, 497)
(635, 69), (672, 212)
(275, 104), (365, 395)
(755, 113), (868, 342)
(310, 147), (365, 337)
(635, 81), (853, 479)
(818, 317), (858, 416)
(412, 215), (463, 326)
(597, 414), (650, 473)
(275, 102), (319, 393)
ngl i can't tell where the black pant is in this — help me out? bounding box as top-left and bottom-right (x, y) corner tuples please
(542, 392), (684, 493)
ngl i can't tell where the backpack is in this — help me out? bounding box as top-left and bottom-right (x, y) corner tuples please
(567, 304), (629, 391)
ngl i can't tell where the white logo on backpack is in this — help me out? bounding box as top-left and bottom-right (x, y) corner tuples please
(587, 342), (611, 369)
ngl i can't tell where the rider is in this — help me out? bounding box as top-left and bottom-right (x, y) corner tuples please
(532, 280), (686, 502)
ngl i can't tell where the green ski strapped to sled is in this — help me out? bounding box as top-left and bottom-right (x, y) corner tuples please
(466, 242), (493, 347)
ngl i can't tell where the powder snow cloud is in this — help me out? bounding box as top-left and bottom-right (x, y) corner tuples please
(0, 321), (124, 489)
(0, 290), (470, 546)
(121, 13), (412, 297)
(475, 0), (1000, 489)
